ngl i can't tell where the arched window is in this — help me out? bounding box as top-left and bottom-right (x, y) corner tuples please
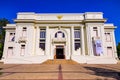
(55, 31), (65, 38)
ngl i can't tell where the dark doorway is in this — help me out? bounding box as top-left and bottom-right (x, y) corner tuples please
(56, 47), (65, 59)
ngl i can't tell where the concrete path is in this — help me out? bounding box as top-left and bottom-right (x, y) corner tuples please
(0, 63), (120, 80)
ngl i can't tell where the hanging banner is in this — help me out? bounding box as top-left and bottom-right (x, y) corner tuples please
(95, 40), (103, 55)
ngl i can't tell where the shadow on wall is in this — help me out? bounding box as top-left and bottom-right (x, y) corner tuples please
(84, 66), (120, 80)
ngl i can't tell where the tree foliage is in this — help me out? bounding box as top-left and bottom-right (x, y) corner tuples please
(0, 18), (9, 27)
(0, 18), (10, 59)
(117, 42), (120, 59)
(0, 43), (3, 58)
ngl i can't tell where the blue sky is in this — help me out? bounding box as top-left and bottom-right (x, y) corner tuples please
(0, 0), (120, 45)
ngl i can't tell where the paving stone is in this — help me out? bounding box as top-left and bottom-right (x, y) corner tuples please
(0, 62), (120, 80)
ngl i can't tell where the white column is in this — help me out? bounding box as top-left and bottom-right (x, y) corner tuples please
(81, 26), (85, 56)
(33, 26), (37, 55)
(112, 31), (118, 58)
(45, 26), (49, 56)
(35, 26), (40, 55)
(71, 26), (75, 55)
(86, 26), (93, 56)
(100, 26), (106, 56)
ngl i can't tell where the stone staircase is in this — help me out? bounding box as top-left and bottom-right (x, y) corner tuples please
(0, 60), (3, 64)
(42, 59), (78, 64)
(117, 60), (120, 64)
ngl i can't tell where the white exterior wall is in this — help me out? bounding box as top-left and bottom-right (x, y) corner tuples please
(85, 12), (103, 19)
(3, 31), (14, 58)
(85, 23), (105, 56)
(2, 12), (118, 64)
(104, 27), (117, 58)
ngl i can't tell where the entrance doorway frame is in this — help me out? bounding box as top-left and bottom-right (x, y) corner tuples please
(54, 45), (65, 59)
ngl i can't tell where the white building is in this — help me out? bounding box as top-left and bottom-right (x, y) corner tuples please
(2, 12), (118, 64)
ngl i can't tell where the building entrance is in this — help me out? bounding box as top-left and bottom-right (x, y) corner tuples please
(55, 46), (65, 59)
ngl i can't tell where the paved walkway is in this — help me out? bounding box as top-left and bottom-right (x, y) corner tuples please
(0, 63), (120, 80)
(42, 60), (78, 64)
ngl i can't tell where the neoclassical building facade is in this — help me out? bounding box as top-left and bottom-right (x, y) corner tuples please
(2, 12), (118, 64)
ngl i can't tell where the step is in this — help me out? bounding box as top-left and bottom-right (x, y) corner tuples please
(42, 59), (78, 64)
(0, 60), (3, 64)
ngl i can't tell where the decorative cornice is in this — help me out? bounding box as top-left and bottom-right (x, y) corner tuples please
(14, 19), (35, 23)
(36, 24), (83, 27)
(104, 26), (116, 29)
(14, 18), (107, 24)
(3, 27), (16, 30)
(84, 19), (106, 23)
(14, 19), (83, 24)
(35, 20), (83, 24)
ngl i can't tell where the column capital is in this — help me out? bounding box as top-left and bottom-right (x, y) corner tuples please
(71, 26), (74, 28)
(46, 26), (49, 28)
(80, 25), (84, 28)
(34, 25), (40, 29)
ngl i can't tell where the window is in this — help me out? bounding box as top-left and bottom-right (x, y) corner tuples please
(93, 27), (98, 37)
(39, 29), (46, 51)
(7, 47), (13, 57)
(21, 45), (25, 56)
(105, 32), (111, 42)
(55, 31), (65, 38)
(23, 27), (27, 31)
(11, 36), (15, 41)
(8, 47), (13, 49)
(74, 29), (81, 50)
(39, 43), (45, 50)
(74, 29), (80, 38)
(22, 27), (27, 37)
(9, 33), (15, 42)
(21, 45), (25, 49)
(93, 27), (97, 29)
(40, 29), (46, 38)
(75, 43), (80, 50)
(107, 47), (113, 57)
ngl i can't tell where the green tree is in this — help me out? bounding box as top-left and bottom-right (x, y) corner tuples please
(0, 18), (10, 59)
(117, 42), (120, 59)
(0, 18), (10, 26)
